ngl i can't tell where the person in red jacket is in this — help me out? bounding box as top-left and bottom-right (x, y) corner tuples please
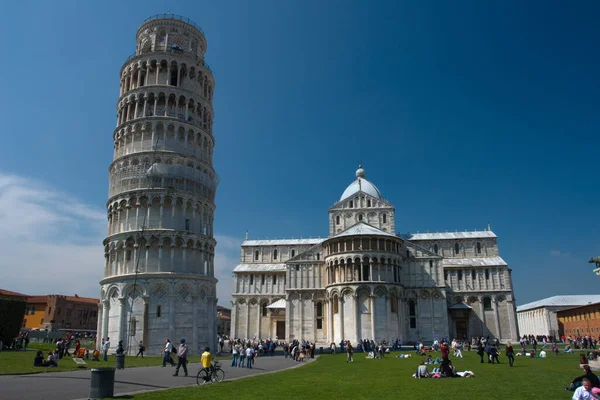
(441, 342), (450, 360)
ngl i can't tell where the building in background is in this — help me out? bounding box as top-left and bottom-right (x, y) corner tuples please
(231, 166), (519, 344)
(1, 289), (99, 331)
(516, 295), (600, 338)
(557, 302), (600, 338)
(217, 306), (231, 337)
(98, 14), (219, 355)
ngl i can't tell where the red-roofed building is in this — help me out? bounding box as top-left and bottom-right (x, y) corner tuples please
(217, 306), (231, 337)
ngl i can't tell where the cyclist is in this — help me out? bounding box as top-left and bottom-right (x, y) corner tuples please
(200, 346), (214, 381)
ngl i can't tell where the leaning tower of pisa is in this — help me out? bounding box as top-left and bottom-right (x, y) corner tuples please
(98, 14), (219, 356)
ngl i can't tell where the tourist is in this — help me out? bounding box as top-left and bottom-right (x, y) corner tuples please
(566, 365), (600, 391)
(571, 378), (598, 400)
(476, 341), (484, 363)
(173, 338), (188, 377)
(330, 342), (336, 354)
(455, 341), (463, 358)
(162, 339), (175, 367)
(346, 341), (354, 363)
(92, 349), (100, 361)
(440, 358), (456, 378)
(485, 342), (492, 363)
(245, 345), (253, 368)
(136, 341), (145, 358)
(415, 360), (430, 378)
(506, 342), (515, 367)
(200, 346), (214, 381)
(116, 340), (125, 356)
(581, 353), (589, 365)
(34, 351), (46, 367)
(491, 346), (500, 364)
(231, 341), (240, 367)
(239, 344), (247, 367)
(102, 337), (110, 362)
(441, 342), (450, 360)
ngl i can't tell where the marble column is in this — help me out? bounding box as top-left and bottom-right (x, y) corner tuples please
(339, 296), (345, 341)
(327, 299), (333, 343)
(355, 294), (361, 343)
(169, 294), (176, 344)
(118, 297), (128, 352)
(257, 301), (262, 339)
(142, 295), (149, 355)
(494, 297), (501, 339)
(479, 296), (486, 337)
(285, 298), (291, 342)
(245, 302), (250, 340)
(192, 294), (198, 354)
(101, 300), (110, 347)
(370, 295), (376, 341)
(298, 295), (303, 340)
(230, 300), (237, 339)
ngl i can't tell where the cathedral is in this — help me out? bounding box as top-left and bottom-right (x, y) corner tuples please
(230, 166), (518, 345)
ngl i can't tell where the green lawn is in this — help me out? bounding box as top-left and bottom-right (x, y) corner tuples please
(0, 347), (230, 375)
(111, 350), (588, 400)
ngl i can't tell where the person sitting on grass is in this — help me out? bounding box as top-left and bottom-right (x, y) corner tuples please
(425, 355), (433, 364)
(34, 351), (47, 367)
(581, 353), (590, 365)
(566, 365), (600, 391)
(414, 361), (430, 378)
(46, 351), (58, 367)
(566, 345), (573, 353)
(552, 343), (559, 356)
(92, 349), (100, 361)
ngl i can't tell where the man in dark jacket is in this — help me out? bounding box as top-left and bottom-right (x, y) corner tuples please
(566, 365), (600, 391)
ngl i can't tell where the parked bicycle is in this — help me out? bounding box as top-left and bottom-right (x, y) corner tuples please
(196, 361), (225, 385)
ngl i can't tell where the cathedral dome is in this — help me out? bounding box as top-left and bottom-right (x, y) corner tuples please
(339, 165), (383, 201)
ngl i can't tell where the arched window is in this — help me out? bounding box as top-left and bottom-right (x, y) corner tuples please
(454, 243), (460, 255)
(291, 249), (296, 257)
(391, 295), (397, 313)
(429, 260), (433, 269)
(262, 303), (268, 317)
(483, 297), (492, 310)
(485, 269), (490, 280)
(433, 244), (438, 254)
(444, 271), (448, 281)
(254, 250), (259, 261)
(382, 213), (387, 223)
(156, 305), (161, 318)
(358, 214), (363, 221)
(408, 300), (416, 329)
(458, 271), (463, 280)
(273, 249), (278, 260)
(316, 302), (323, 329)
(333, 296), (339, 314)
(476, 242), (482, 254)
(336, 215), (340, 225)
(471, 270), (476, 280)
(367, 199), (371, 207)
(349, 200), (353, 208)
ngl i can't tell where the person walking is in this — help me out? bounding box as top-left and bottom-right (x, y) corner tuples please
(346, 341), (354, 363)
(136, 341), (145, 358)
(162, 339), (175, 367)
(173, 338), (188, 377)
(477, 342), (484, 363)
(102, 337), (110, 362)
(506, 342), (515, 367)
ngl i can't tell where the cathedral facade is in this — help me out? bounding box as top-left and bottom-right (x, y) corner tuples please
(230, 166), (518, 345)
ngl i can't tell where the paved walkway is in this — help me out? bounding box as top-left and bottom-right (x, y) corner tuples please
(0, 355), (315, 400)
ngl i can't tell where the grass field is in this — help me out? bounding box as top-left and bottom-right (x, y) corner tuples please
(0, 345), (230, 375)
(110, 350), (589, 400)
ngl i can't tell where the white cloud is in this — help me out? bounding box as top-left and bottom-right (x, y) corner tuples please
(0, 172), (242, 306)
(549, 249), (571, 257)
(0, 173), (105, 297)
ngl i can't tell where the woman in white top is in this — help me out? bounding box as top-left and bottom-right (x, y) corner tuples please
(231, 342), (240, 367)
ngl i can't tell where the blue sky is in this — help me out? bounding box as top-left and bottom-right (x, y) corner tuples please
(0, 0), (598, 305)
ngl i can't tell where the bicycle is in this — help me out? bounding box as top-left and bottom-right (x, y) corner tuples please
(196, 361), (225, 385)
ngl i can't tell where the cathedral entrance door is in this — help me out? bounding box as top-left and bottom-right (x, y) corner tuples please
(456, 320), (468, 340)
(276, 321), (285, 339)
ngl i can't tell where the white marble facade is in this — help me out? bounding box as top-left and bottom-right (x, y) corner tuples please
(98, 15), (218, 355)
(231, 166), (519, 345)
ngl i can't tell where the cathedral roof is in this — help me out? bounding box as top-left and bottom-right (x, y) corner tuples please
(441, 256), (507, 267)
(339, 165), (383, 201)
(399, 230), (497, 240)
(233, 263), (287, 272)
(332, 222), (396, 239)
(516, 295), (600, 312)
(242, 238), (324, 246)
